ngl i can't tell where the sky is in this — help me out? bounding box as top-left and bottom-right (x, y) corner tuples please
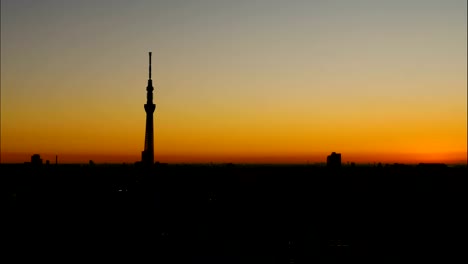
(1, 0), (466, 164)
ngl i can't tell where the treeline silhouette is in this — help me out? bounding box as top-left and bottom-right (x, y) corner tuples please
(3, 163), (467, 263)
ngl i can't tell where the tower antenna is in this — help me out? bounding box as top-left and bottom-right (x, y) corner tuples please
(149, 52), (152, 79)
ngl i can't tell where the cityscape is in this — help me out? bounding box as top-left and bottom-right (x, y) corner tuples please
(4, 51), (467, 263)
(2, 1), (467, 263)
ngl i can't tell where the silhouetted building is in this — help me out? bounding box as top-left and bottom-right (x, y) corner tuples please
(327, 152), (341, 168)
(31, 154), (43, 165)
(141, 52), (156, 165)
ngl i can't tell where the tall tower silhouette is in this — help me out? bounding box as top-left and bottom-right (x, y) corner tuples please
(142, 52), (156, 165)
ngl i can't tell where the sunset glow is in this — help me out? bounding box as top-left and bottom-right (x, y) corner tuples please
(1, 0), (466, 164)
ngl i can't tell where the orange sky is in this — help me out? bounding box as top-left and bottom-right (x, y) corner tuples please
(1, 0), (466, 164)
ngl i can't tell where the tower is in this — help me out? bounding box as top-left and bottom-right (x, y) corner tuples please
(142, 52), (156, 165)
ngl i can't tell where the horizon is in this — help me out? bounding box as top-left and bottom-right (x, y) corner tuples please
(1, 0), (466, 164)
(2, 151), (466, 165)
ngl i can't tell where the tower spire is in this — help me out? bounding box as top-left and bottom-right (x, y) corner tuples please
(149, 52), (152, 79)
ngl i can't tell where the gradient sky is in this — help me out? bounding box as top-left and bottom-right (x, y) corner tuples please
(1, 0), (466, 164)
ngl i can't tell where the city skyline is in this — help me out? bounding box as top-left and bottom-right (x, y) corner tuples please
(1, 0), (467, 164)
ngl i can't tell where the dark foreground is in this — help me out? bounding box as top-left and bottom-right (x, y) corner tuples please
(3, 163), (467, 263)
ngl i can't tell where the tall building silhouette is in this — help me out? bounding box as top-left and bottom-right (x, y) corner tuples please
(141, 52), (156, 165)
(327, 152), (341, 168)
(31, 154), (43, 165)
